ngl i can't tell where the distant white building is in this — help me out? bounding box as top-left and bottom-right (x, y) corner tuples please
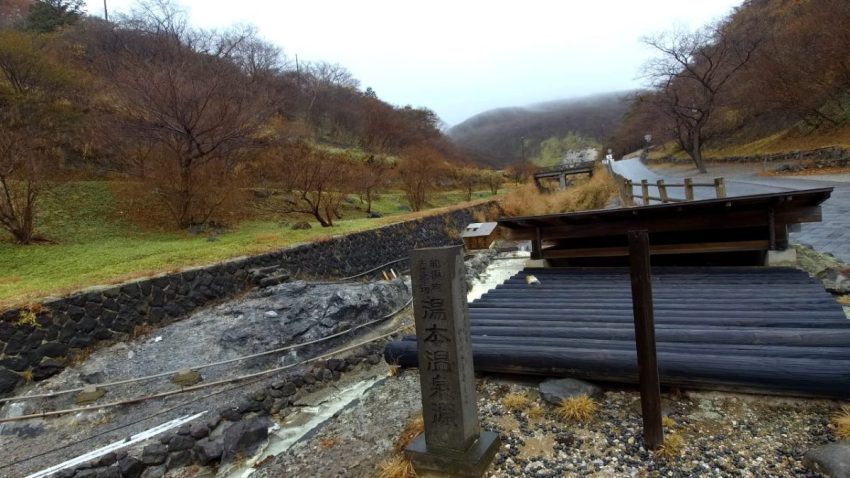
(560, 148), (598, 166)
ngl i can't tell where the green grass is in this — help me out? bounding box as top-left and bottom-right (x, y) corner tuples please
(0, 181), (499, 307)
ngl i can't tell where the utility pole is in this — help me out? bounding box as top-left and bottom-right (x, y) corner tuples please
(520, 136), (526, 162)
(103, 0), (109, 22)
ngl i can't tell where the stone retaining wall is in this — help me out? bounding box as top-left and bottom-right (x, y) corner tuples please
(0, 203), (495, 394)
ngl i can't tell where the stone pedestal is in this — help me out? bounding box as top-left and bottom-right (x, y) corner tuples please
(405, 431), (501, 478)
(405, 245), (500, 477)
(765, 248), (797, 266)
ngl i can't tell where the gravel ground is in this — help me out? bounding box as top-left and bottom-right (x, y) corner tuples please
(254, 368), (846, 478)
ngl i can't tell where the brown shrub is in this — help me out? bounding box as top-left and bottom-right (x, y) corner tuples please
(500, 165), (616, 217)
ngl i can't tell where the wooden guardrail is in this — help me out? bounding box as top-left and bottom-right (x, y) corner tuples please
(622, 177), (726, 206)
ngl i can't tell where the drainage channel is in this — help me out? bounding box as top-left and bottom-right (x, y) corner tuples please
(222, 376), (384, 478)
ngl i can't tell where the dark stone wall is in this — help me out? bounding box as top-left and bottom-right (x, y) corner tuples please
(0, 204), (493, 395)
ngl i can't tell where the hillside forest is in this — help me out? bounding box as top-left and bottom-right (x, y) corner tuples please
(452, 0), (850, 175)
(0, 0), (507, 247)
(610, 0), (850, 171)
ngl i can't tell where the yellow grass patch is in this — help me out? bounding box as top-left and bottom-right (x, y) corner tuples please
(502, 392), (533, 412)
(556, 394), (600, 422)
(655, 433), (685, 459)
(832, 406), (850, 440)
(376, 455), (416, 478)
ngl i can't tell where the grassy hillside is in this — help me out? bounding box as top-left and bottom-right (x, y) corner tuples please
(0, 181), (498, 307)
(648, 123), (850, 162)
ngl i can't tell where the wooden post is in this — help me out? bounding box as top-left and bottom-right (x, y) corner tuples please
(531, 227), (542, 260)
(768, 209), (776, 250)
(656, 180), (668, 203)
(641, 180), (650, 206)
(627, 230), (663, 450)
(684, 178), (694, 201)
(624, 180), (634, 206)
(714, 178), (727, 198)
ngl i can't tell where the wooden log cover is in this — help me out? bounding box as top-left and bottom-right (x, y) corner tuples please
(384, 267), (850, 398)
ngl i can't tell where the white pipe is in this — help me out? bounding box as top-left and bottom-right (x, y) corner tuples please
(26, 412), (206, 478)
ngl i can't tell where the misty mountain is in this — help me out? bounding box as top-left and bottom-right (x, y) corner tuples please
(449, 91), (635, 168)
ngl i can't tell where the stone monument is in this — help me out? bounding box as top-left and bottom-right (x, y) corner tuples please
(405, 245), (500, 477)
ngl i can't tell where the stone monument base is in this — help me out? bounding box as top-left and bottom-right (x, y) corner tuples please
(405, 431), (501, 478)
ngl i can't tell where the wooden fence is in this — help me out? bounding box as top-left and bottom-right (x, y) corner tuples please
(621, 178), (726, 206)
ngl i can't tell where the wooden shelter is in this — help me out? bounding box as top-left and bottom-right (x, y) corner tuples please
(498, 188), (832, 266)
(461, 222), (499, 250)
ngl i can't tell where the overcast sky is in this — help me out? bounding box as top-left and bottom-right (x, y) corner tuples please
(94, 0), (743, 126)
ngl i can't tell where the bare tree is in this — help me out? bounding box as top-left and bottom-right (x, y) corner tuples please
(483, 169), (504, 195)
(0, 0), (31, 28)
(451, 167), (483, 201)
(104, 25), (273, 228)
(506, 159), (536, 185)
(0, 30), (76, 244)
(398, 145), (445, 211)
(261, 142), (352, 227)
(643, 24), (760, 172)
(352, 154), (393, 214)
(0, 108), (50, 244)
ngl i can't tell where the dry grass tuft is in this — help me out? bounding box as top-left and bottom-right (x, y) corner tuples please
(68, 346), (97, 366)
(318, 437), (338, 450)
(655, 433), (685, 459)
(556, 394), (600, 422)
(254, 233), (282, 244)
(500, 166), (616, 217)
(527, 404), (546, 420)
(394, 414), (425, 453)
(131, 323), (155, 339)
(20, 368), (34, 382)
(662, 416), (676, 428)
(472, 204), (503, 223)
(16, 303), (45, 328)
(832, 405), (850, 440)
(837, 295), (850, 305)
(377, 455), (417, 478)
(502, 392), (533, 412)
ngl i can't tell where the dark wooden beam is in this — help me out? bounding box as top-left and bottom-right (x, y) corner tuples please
(531, 227), (542, 260)
(627, 230), (663, 450)
(505, 207), (821, 241)
(542, 240), (771, 259)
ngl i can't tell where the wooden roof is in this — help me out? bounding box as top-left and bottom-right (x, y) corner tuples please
(461, 222), (498, 238)
(497, 188), (833, 262)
